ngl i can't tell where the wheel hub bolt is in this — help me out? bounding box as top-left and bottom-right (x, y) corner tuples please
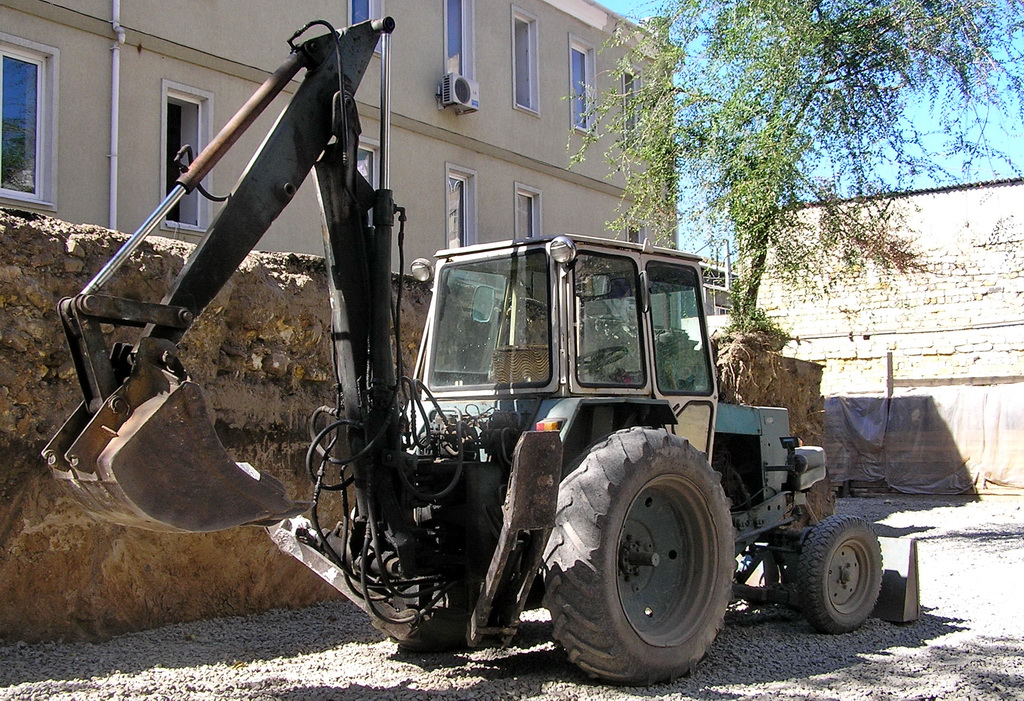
(625, 549), (660, 567)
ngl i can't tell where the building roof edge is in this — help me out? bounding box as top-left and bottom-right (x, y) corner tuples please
(539, 0), (627, 31)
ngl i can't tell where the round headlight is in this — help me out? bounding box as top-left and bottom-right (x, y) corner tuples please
(410, 258), (434, 283)
(547, 236), (577, 264)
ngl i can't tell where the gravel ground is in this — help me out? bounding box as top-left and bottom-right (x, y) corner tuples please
(2, 495), (1022, 701)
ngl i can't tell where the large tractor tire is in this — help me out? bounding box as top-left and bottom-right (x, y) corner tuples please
(543, 427), (734, 685)
(796, 514), (882, 634)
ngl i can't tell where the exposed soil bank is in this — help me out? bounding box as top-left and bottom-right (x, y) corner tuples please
(0, 209), (428, 643)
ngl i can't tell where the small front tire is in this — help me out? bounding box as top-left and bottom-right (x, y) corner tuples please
(796, 514), (882, 634)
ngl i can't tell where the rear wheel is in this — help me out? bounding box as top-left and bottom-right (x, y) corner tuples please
(796, 514), (882, 633)
(543, 427), (734, 685)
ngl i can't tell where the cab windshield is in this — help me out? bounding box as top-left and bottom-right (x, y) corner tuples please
(428, 250), (551, 389)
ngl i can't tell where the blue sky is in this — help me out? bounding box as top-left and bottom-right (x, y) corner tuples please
(599, 0), (667, 20)
(595, 0), (1022, 188)
(598, 0), (650, 18)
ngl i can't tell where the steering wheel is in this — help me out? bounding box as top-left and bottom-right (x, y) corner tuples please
(579, 345), (630, 370)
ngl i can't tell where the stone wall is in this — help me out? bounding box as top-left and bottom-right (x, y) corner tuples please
(759, 180), (1024, 396)
(0, 209), (429, 644)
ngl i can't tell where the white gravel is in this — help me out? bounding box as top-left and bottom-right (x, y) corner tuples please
(2, 495), (1022, 701)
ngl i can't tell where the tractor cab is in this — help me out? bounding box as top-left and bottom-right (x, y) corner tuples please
(418, 235), (718, 463)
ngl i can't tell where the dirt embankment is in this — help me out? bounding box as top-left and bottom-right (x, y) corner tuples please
(715, 332), (825, 446)
(0, 209), (429, 644)
(715, 332), (832, 519)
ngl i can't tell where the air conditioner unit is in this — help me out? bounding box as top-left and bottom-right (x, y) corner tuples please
(439, 72), (480, 113)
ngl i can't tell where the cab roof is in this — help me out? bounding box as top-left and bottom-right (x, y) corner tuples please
(434, 234), (703, 264)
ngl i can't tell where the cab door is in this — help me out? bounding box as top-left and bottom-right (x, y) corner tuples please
(642, 258), (717, 455)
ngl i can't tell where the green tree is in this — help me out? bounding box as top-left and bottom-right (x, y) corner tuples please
(586, 0), (1022, 333)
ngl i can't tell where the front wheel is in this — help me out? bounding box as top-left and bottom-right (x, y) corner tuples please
(796, 514), (882, 633)
(543, 428), (734, 685)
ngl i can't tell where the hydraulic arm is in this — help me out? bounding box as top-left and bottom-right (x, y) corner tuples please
(43, 17), (396, 532)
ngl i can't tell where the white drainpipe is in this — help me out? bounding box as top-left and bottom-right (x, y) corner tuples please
(109, 0), (125, 230)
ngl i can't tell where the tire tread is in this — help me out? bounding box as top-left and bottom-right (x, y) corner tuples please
(543, 427), (733, 685)
(796, 514), (882, 634)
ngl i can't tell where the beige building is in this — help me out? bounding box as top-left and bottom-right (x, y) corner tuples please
(1, 0), (637, 263)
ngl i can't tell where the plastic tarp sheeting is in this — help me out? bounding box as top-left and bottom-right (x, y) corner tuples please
(825, 384), (1024, 494)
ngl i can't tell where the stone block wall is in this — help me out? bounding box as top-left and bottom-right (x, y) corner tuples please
(759, 180), (1024, 396)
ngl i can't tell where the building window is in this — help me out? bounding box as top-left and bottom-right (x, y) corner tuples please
(350, 0), (382, 24)
(446, 164), (476, 248)
(515, 183), (541, 239)
(1, 35), (57, 206)
(569, 38), (595, 131)
(623, 71), (640, 135)
(512, 8), (538, 113)
(357, 141), (379, 188)
(162, 81), (212, 230)
(445, 0), (475, 79)
(626, 226), (648, 244)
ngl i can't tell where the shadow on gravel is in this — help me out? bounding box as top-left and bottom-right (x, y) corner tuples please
(260, 608), (999, 701)
(931, 526), (1024, 545)
(617, 609), (978, 698)
(873, 520), (1024, 545)
(751, 636), (1024, 701)
(372, 607), (976, 697)
(870, 523), (932, 538)
(387, 615), (589, 684)
(0, 601), (380, 687)
(2, 603), (1006, 700)
(839, 495), (1024, 541)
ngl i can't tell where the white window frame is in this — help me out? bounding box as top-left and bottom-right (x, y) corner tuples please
(357, 137), (380, 188)
(514, 183), (542, 239)
(0, 33), (58, 209)
(349, 0), (383, 25)
(444, 0), (475, 80)
(161, 80), (213, 233)
(569, 36), (595, 132)
(622, 70), (641, 135)
(626, 225), (649, 244)
(511, 7), (539, 114)
(445, 163), (477, 248)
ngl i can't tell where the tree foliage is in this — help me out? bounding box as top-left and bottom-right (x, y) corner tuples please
(586, 0), (1023, 329)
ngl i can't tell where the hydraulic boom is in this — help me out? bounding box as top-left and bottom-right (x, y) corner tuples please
(44, 17), (396, 532)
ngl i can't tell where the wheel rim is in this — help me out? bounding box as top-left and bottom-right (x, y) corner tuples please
(826, 538), (872, 615)
(616, 474), (717, 647)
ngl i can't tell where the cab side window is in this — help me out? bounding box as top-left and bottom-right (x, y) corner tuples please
(647, 262), (712, 394)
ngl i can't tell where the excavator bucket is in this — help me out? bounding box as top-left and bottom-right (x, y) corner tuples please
(44, 338), (308, 533)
